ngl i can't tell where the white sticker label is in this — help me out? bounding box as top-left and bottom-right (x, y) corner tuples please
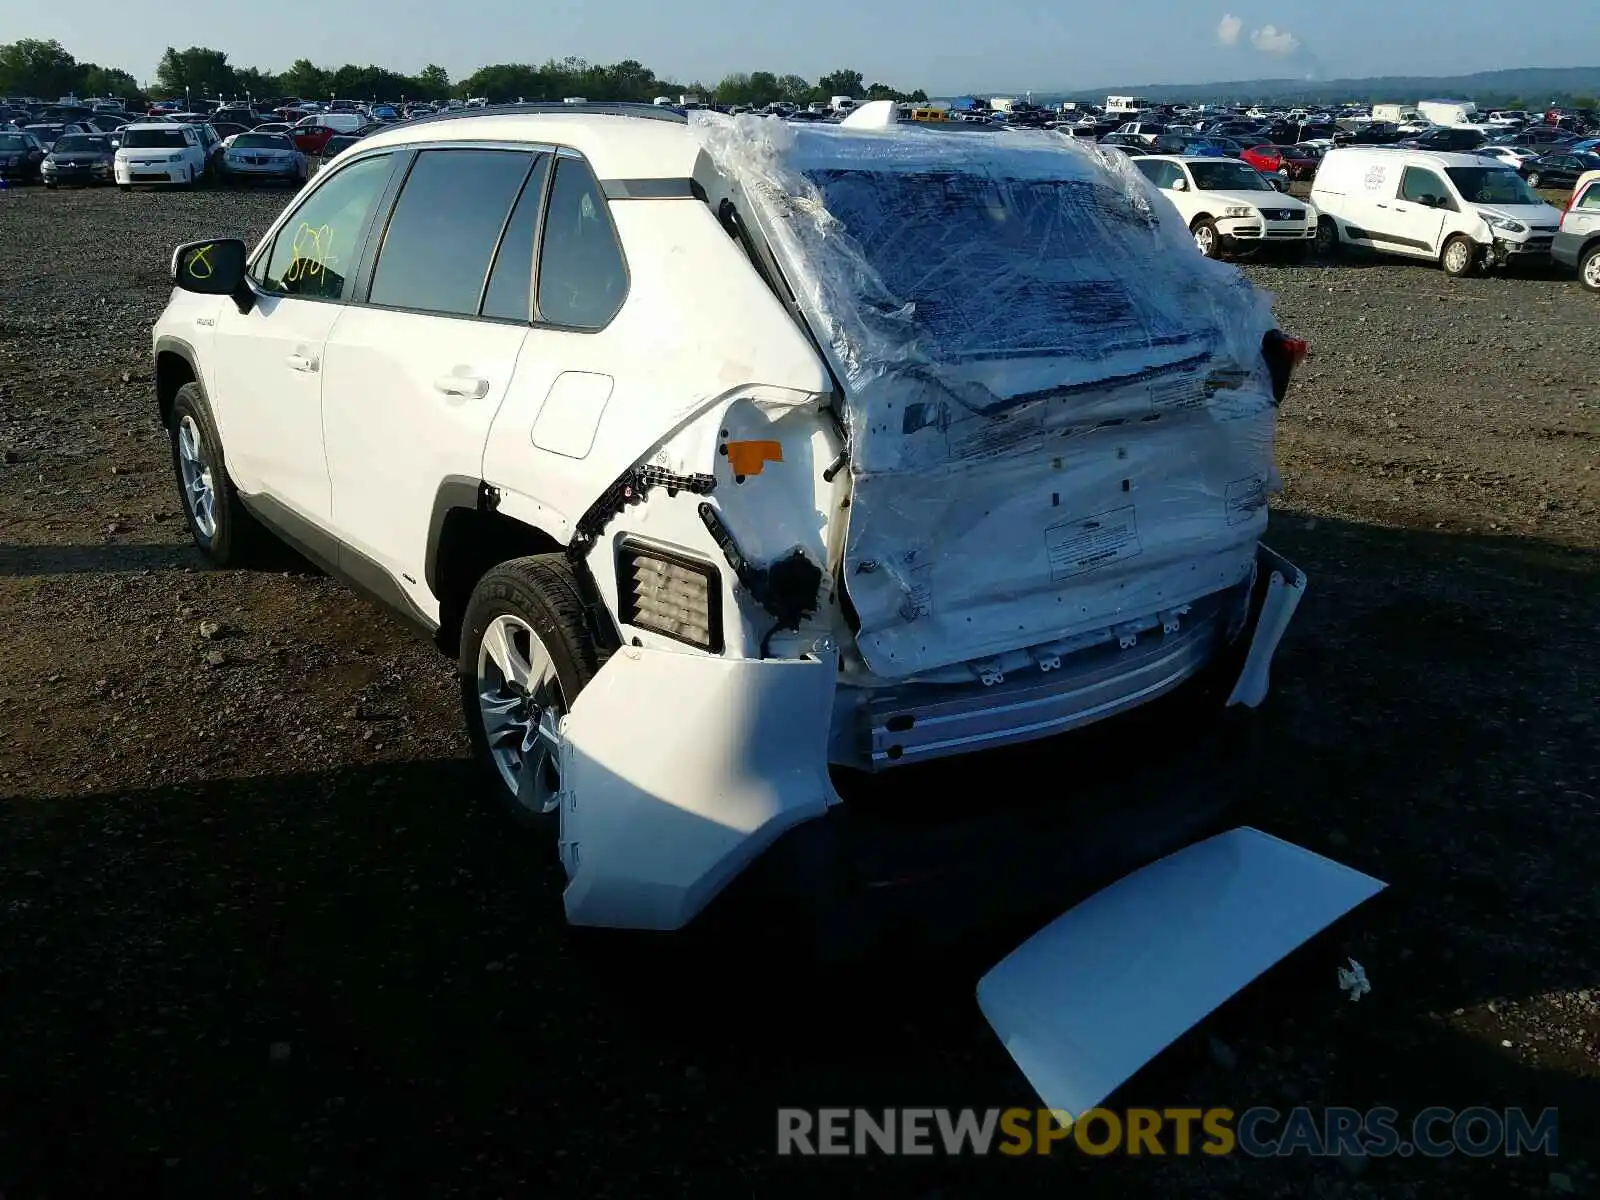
(1046, 506), (1142, 581)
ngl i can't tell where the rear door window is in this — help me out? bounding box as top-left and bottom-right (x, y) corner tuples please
(368, 148), (537, 318)
(535, 155), (628, 329)
(481, 154), (552, 321)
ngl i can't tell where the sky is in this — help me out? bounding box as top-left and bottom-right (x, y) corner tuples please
(8, 0), (1599, 94)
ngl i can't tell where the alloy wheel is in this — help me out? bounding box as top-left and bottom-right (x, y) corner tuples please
(175, 414), (216, 539)
(476, 613), (566, 815)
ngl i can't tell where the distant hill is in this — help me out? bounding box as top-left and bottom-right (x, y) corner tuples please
(971, 66), (1600, 108)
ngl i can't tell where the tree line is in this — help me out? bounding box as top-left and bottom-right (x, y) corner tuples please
(0, 39), (928, 108)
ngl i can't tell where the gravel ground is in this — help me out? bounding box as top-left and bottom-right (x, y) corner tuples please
(1, 184), (1597, 1199)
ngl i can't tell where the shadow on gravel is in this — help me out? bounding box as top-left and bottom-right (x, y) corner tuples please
(1, 514), (1596, 1197)
(0, 541), (200, 576)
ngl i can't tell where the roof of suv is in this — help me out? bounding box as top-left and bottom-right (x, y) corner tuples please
(355, 106), (704, 181)
(122, 120), (191, 132)
(1327, 148), (1500, 171)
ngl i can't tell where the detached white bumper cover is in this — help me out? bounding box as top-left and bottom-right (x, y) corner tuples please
(557, 645), (840, 930)
(977, 827), (1385, 1116)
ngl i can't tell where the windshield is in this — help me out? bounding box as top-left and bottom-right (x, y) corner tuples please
(1188, 160), (1273, 191)
(231, 133), (292, 149)
(1445, 167), (1541, 206)
(121, 127), (188, 149)
(52, 135), (106, 152)
(0, 134), (27, 150)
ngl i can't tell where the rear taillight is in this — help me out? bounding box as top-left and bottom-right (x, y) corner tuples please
(1261, 330), (1310, 404)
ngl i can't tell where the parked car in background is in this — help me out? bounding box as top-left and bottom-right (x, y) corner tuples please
(1241, 142), (1320, 180)
(289, 122), (345, 155)
(1552, 169), (1600, 291)
(0, 129), (47, 182)
(1520, 152), (1600, 191)
(1312, 148), (1562, 276)
(1397, 127), (1487, 152)
(23, 121), (90, 149)
(41, 132), (115, 186)
(115, 121), (209, 189)
(1474, 145), (1539, 169)
(1134, 154), (1318, 258)
(210, 122), (251, 146)
(220, 132), (308, 185)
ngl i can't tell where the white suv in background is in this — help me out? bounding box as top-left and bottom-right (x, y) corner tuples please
(1553, 168), (1600, 291)
(115, 121), (208, 188)
(1131, 154), (1318, 259)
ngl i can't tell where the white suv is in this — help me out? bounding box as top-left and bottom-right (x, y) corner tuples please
(151, 105), (1325, 942)
(116, 121), (208, 188)
(1131, 154), (1318, 259)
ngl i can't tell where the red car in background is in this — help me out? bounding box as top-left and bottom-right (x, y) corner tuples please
(1242, 143), (1322, 181)
(290, 123), (342, 155)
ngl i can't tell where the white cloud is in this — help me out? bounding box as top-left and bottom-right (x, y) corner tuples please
(1250, 24), (1301, 55)
(1216, 13), (1243, 46)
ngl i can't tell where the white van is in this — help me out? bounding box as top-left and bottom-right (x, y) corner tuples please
(1311, 148), (1563, 276)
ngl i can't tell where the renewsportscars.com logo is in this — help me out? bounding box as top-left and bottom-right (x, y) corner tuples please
(777, 1106), (1560, 1158)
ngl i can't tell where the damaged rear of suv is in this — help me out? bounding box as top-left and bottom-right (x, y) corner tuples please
(556, 111), (1315, 929)
(155, 100), (1381, 1124)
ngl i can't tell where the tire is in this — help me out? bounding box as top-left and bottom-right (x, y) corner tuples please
(1315, 216), (1342, 259)
(1526, 172), (1541, 189)
(1580, 244), (1600, 294)
(458, 555), (609, 834)
(117, 183), (129, 192)
(43, 181), (56, 190)
(1441, 234), (1479, 278)
(1191, 216), (1222, 259)
(168, 382), (262, 566)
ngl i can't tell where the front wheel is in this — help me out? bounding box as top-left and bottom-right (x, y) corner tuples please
(1191, 217), (1222, 259)
(458, 555), (609, 835)
(1526, 172), (1541, 189)
(168, 383), (262, 565)
(1580, 244), (1600, 293)
(1441, 234), (1479, 278)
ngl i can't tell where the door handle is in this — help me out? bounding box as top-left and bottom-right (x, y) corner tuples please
(286, 353), (318, 373)
(1375, 203), (1389, 208)
(433, 375), (491, 399)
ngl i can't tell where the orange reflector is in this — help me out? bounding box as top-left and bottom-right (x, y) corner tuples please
(725, 440), (783, 476)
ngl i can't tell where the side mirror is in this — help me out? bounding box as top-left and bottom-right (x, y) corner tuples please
(1269, 177), (1289, 192)
(171, 238), (254, 313)
(1170, 177), (1189, 191)
(1417, 194), (1439, 208)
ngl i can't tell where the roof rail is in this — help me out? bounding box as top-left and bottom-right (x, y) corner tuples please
(402, 101), (688, 129)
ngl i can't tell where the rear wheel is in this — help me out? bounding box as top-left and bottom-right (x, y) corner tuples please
(1441, 234), (1478, 278)
(1526, 172), (1542, 189)
(1580, 244), (1600, 293)
(1315, 216), (1342, 259)
(1191, 217), (1221, 259)
(458, 555), (608, 835)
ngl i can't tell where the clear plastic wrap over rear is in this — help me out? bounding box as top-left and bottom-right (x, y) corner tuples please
(690, 115), (1284, 682)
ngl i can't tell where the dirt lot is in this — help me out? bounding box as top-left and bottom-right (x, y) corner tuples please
(2, 185), (1598, 1199)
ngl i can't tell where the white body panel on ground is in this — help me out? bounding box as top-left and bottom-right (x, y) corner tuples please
(977, 828), (1386, 1116)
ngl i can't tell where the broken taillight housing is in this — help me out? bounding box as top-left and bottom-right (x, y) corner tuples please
(1261, 330), (1311, 405)
(615, 540), (723, 653)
